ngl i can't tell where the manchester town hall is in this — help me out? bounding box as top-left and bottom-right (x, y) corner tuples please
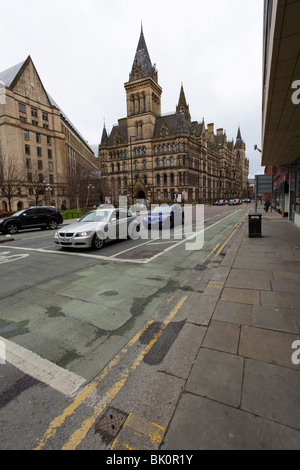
(99, 27), (249, 205)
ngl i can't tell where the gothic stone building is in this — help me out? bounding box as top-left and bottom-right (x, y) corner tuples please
(0, 56), (98, 212)
(99, 28), (249, 205)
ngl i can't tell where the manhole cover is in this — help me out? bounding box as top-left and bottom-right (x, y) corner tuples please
(95, 407), (128, 443)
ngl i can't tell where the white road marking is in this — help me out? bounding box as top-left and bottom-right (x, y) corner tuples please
(0, 210), (242, 264)
(1, 336), (86, 397)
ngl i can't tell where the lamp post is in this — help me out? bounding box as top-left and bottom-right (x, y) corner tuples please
(86, 183), (94, 208)
(130, 135), (134, 205)
(44, 181), (52, 205)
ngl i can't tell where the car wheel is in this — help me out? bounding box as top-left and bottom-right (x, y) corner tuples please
(128, 221), (141, 240)
(48, 219), (58, 230)
(92, 234), (105, 250)
(6, 223), (18, 234)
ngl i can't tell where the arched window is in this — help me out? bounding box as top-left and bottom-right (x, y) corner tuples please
(156, 174), (160, 185)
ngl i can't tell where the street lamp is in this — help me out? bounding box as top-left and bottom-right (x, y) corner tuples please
(44, 181), (52, 205)
(86, 183), (94, 208)
(254, 145), (262, 153)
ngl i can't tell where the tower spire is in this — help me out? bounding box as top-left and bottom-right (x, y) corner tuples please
(129, 26), (154, 82)
(176, 83), (191, 121)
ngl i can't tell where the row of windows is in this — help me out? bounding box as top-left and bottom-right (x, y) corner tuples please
(19, 103), (48, 121)
(26, 158), (53, 171)
(25, 144), (52, 158)
(27, 173), (54, 184)
(154, 143), (186, 153)
(105, 156), (187, 173)
(24, 130), (52, 145)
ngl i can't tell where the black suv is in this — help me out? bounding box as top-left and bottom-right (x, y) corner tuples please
(0, 206), (63, 234)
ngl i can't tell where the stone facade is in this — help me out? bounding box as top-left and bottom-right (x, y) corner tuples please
(0, 56), (98, 212)
(99, 28), (249, 205)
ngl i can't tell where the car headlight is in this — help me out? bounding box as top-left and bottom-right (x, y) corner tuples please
(75, 231), (92, 237)
(54, 232), (58, 237)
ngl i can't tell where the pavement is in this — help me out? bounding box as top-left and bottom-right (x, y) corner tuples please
(157, 206), (300, 450)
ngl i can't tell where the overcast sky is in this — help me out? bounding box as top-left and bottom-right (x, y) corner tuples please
(2, 0), (264, 178)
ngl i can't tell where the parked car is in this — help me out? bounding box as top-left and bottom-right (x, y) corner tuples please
(54, 208), (140, 250)
(142, 204), (184, 229)
(235, 199), (242, 205)
(228, 199), (236, 205)
(0, 206), (63, 234)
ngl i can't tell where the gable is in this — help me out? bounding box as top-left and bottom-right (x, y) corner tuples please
(11, 57), (51, 107)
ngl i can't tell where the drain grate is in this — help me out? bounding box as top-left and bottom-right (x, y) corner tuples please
(95, 407), (128, 443)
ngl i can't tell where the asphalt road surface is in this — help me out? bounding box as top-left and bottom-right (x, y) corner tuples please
(0, 204), (252, 450)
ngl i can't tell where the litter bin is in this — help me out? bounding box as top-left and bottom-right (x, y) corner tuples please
(248, 213), (262, 238)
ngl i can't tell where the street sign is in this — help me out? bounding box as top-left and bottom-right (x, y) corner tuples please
(256, 175), (273, 194)
(255, 175), (273, 213)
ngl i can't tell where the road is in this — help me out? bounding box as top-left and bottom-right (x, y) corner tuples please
(0, 204), (252, 450)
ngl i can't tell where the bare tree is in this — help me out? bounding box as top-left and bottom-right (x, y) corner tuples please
(25, 161), (50, 206)
(0, 155), (24, 212)
(67, 159), (100, 217)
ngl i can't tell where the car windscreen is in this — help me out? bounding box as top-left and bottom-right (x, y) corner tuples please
(80, 211), (109, 222)
(151, 207), (171, 214)
(11, 209), (27, 217)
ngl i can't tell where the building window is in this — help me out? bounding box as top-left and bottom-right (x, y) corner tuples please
(135, 161), (138, 170)
(38, 160), (43, 170)
(32, 120), (38, 126)
(157, 174), (160, 185)
(144, 175), (147, 185)
(26, 158), (32, 169)
(25, 145), (30, 155)
(27, 173), (32, 182)
(49, 174), (54, 183)
(37, 147), (42, 157)
(143, 160), (147, 170)
(38, 173), (43, 183)
(24, 130), (30, 141)
(42, 112), (48, 121)
(163, 158), (167, 168)
(170, 157), (174, 167)
(156, 158), (159, 169)
(36, 133), (41, 143)
(47, 136), (51, 145)
(49, 162), (53, 171)
(48, 149), (52, 158)
(31, 108), (38, 118)
(19, 103), (26, 113)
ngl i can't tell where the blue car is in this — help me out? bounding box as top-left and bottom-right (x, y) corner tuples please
(143, 204), (184, 229)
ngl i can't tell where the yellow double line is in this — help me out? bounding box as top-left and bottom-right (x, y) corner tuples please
(34, 220), (243, 450)
(34, 295), (187, 450)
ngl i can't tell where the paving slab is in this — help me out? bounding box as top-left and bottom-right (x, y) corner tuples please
(212, 301), (252, 325)
(225, 276), (271, 291)
(260, 291), (293, 309)
(239, 325), (299, 369)
(161, 394), (300, 450)
(242, 359), (300, 430)
(221, 287), (260, 305)
(202, 320), (240, 354)
(186, 348), (244, 407)
(252, 305), (299, 334)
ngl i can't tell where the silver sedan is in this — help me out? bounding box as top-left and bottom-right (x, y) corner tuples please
(54, 208), (140, 250)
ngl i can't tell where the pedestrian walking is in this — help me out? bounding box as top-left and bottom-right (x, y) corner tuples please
(264, 199), (270, 212)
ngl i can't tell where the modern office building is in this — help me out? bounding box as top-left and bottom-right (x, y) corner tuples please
(262, 0), (300, 225)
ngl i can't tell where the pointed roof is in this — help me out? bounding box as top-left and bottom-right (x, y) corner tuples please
(100, 123), (109, 146)
(176, 84), (191, 121)
(235, 126), (244, 148)
(0, 56), (94, 154)
(0, 59), (26, 87)
(129, 26), (153, 81)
